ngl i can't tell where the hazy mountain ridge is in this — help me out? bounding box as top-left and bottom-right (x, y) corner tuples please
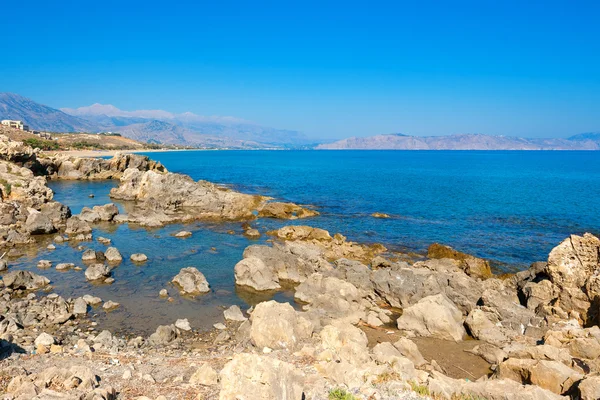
(0, 93), (308, 148)
(317, 133), (600, 150)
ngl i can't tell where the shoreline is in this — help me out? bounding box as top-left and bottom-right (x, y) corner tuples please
(42, 148), (208, 158)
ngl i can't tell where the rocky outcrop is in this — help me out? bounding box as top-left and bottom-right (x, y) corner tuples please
(219, 353), (305, 400)
(428, 242), (492, 278)
(257, 201), (319, 219)
(171, 267), (210, 295)
(396, 294), (466, 341)
(249, 301), (313, 351)
(79, 203), (119, 223)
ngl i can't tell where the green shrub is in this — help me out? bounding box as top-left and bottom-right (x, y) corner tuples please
(23, 138), (60, 150)
(328, 388), (357, 400)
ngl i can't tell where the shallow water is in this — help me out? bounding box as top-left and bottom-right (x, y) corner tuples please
(12, 150), (600, 334)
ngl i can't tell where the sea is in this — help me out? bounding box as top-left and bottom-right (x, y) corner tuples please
(11, 150), (600, 334)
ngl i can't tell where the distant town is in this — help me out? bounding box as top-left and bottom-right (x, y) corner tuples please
(1, 119), (53, 139)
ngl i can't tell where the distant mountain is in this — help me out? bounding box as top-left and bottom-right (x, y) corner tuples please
(0, 93), (309, 148)
(0, 93), (96, 132)
(62, 103), (310, 147)
(316, 133), (600, 150)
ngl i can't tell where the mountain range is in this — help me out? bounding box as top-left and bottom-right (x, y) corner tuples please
(0, 93), (310, 148)
(1, 92), (599, 150)
(316, 133), (600, 150)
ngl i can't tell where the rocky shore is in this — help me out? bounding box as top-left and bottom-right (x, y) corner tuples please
(1, 133), (600, 399)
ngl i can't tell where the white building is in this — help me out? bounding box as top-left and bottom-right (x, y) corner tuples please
(1, 120), (29, 131)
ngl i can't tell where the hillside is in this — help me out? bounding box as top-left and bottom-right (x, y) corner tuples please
(0, 93), (309, 148)
(0, 93), (96, 132)
(317, 133), (600, 150)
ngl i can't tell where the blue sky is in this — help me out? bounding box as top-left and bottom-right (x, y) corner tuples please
(1, 0), (599, 139)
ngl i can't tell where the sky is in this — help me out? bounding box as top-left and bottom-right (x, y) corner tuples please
(1, 0), (599, 140)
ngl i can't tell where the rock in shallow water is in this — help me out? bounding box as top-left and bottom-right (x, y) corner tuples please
(85, 264), (111, 281)
(130, 253), (148, 263)
(171, 267), (210, 295)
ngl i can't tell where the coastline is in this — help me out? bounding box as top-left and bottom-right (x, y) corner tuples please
(42, 148), (205, 158)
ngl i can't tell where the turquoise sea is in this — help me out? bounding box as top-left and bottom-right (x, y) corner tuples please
(13, 150), (599, 334)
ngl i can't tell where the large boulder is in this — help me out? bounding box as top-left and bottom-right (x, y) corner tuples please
(495, 358), (583, 395)
(219, 353), (304, 400)
(2, 271), (50, 290)
(65, 216), (92, 235)
(24, 212), (56, 235)
(80, 203), (119, 223)
(171, 267), (210, 295)
(148, 324), (178, 345)
(249, 301), (313, 350)
(396, 294), (466, 341)
(234, 256), (281, 291)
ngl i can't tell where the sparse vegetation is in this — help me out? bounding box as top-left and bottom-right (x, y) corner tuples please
(22, 138), (60, 150)
(328, 388), (358, 400)
(0, 179), (11, 196)
(409, 381), (430, 396)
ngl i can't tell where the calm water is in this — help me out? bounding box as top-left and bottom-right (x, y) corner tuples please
(14, 150), (599, 334)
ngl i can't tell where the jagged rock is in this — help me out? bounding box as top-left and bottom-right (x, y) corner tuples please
(427, 242), (492, 278)
(80, 203), (119, 222)
(175, 318), (192, 331)
(396, 294), (466, 341)
(2, 270), (50, 290)
(56, 262), (75, 271)
(393, 337), (427, 367)
(223, 305), (247, 322)
(65, 216), (92, 235)
(0, 259), (7, 271)
(82, 249), (105, 262)
(148, 324), (178, 345)
(234, 256), (281, 291)
(104, 247), (122, 263)
(189, 364), (218, 385)
(318, 321), (370, 365)
(495, 358), (583, 395)
(250, 301), (313, 351)
(371, 342), (417, 380)
(172, 267), (210, 295)
(73, 297), (88, 315)
(85, 264), (111, 281)
(83, 295), (102, 305)
(219, 353), (304, 400)
(579, 375), (600, 400)
(257, 202), (319, 219)
(25, 212), (56, 234)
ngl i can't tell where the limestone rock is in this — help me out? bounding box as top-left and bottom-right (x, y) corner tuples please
(148, 324), (178, 345)
(224, 305), (247, 322)
(234, 256), (281, 291)
(172, 267), (210, 295)
(396, 294), (466, 341)
(25, 212), (56, 235)
(85, 264), (111, 281)
(65, 216), (92, 235)
(219, 353), (304, 400)
(2, 270), (50, 290)
(189, 363), (218, 386)
(250, 300), (313, 351)
(34, 332), (55, 346)
(104, 247), (122, 263)
(428, 242), (492, 278)
(496, 358), (583, 395)
(130, 253), (148, 263)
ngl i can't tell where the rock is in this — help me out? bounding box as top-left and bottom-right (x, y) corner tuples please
(0, 259), (7, 271)
(97, 236), (111, 245)
(189, 363), (218, 385)
(130, 253), (148, 263)
(393, 337), (427, 367)
(85, 264), (111, 281)
(234, 256), (281, 291)
(65, 216), (92, 235)
(25, 212), (56, 234)
(175, 230), (192, 238)
(37, 260), (52, 269)
(214, 322), (226, 330)
(319, 321), (370, 365)
(82, 249), (102, 262)
(250, 300), (313, 351)
(465, 308), (509, 345)
(149, 324), (178, 345)
(172, 267), (210, 295)
(219, 353), (304, 400)
(579, 375), (600, 400)
(396, 294), (466, 341)
(104, 247), (122, 263)
(371, 212), (390, 218)
(83, 294), (102, 305)
(258, 201), (319, 219)
(496, 358), (583, 395)
(103, 301), (119, 311)
(2, 270), (50, 290)
(73, 297), (88, 315)
(428, 243), (492, 278)
(159, 289), (168, 297)
(34, 332), (55, 346)
(371, 342), (417, 379)
(56, 262), (75, 271)
(175, 318), (192, 331)
(224, 305), (247, 322)
(244, 228), (261, 238)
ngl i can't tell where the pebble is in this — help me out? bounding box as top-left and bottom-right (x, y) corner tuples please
(159, 289), (168, 297)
